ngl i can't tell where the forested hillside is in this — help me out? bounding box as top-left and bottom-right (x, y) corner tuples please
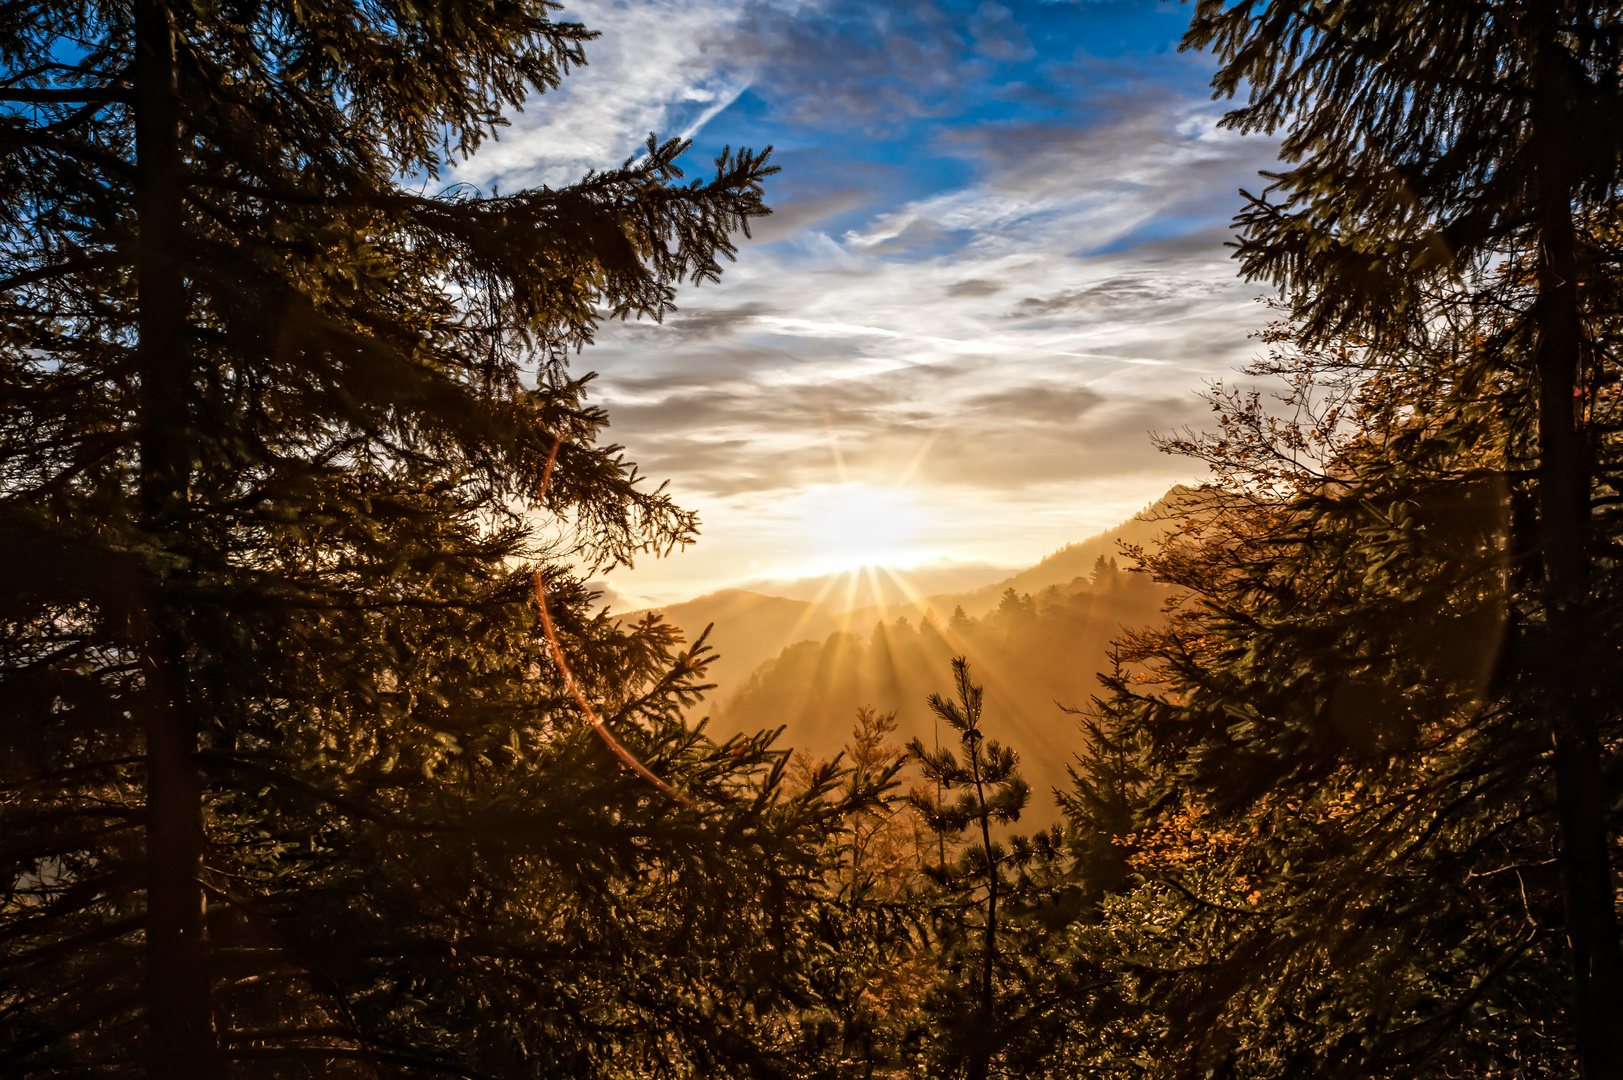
(720, 558), (1166, 818)
(632, 488), (1188, 706)
(623, 588), (841, 702)
(911, 485), (1192, 618)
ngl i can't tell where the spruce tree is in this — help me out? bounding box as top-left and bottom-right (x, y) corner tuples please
(1057, 649), (1145, 908)
(1060, 300), (1615, 1078)
(0, 3), (864, 1076)
(1183, 1), (1623, 1068)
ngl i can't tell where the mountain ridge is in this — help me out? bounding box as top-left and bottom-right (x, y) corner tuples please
(622, 484), (1196, 707)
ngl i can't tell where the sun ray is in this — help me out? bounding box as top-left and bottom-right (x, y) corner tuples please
(799, 567), (847, 612)
(863, 563), (889, 621)
(835, 568), (863, 633)
(876, 564), (934, 614)
(781, 578), (840, 642)
(820, 399), (849, 484)
(893, 425), (946, 489)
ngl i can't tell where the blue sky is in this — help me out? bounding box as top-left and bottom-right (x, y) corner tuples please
(458, 0), (1284, 606)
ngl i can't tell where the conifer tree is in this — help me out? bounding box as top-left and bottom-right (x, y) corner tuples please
(1183, 2), (1623, 1068)
(1057, 649), (1145, 908)
(908, 658), (1034, 1080)
(0, 3), (867, 1077)
(1060, 300), (1617, 1078)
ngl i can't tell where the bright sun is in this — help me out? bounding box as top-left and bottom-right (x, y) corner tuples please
(796, 483), (936, 574)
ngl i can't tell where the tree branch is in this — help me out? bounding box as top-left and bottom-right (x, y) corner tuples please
(0, 87), (132, 105)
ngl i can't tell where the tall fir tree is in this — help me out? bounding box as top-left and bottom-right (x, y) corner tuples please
(1183, 1), (1623, 1069)
(1056, 293), (1620, 1078)
(0, 2), (875, 1076)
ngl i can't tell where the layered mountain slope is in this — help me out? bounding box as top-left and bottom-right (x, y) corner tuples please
(732, 560), (1016, 614)
(623, 589), (840, 705)
(900, 484), (1195, 620)
(716, 563), (1170, 822)
(622, 486), (1196, 819)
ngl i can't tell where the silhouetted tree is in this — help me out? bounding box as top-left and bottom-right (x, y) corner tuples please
(1184, 3), (1623, 1064)
(1057, 649), (1145, 907)
(0, 3), (877, 1077)
(1060, 307), (1605, 1079)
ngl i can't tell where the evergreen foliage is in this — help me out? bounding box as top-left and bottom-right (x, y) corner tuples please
(720, 570), (1163, 816)
(0, 2), (879, 1076)
(1053, 315), (1586, 1079)
(8, 1), (1623, 1078)
(882, 5), (1623, 1073)
(776, 708), (934, 1079)
(768, 4), (1623, 1075)
(1181, 2), (1623, 1058)
(1138, 1), (1623, 1071)
(906, 658), (1056, 1080)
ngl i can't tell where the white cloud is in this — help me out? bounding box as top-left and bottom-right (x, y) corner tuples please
(456, 0), (755, 189)
(461, 1), (1284, 601)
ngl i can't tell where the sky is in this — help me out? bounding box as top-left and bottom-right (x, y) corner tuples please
(456, 0), (1285, 608)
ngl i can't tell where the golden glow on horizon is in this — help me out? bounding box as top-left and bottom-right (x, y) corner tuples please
(793, 482), (938, 577)
(790, 562), (937, 644)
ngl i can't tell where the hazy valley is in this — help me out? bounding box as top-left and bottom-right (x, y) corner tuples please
(620, 487), (1190, 815)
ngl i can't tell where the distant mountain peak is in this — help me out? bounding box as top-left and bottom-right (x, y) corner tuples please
(624, 484), (1196, 707)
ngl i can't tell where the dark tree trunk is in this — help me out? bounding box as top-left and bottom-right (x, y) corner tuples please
(966, 742), (997, 1080)
(1533, 45), (1623, 1080)
(134, 1), (217, 1073)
